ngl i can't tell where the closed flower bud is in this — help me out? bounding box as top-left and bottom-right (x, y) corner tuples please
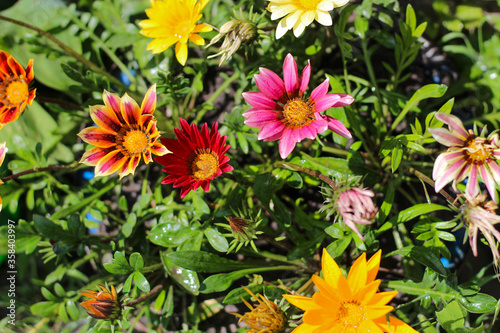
(79, 284), (121, 321)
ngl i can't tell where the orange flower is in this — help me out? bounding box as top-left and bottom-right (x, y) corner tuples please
(79, 284), (121, 320)
(78, 85), (168, 179)
(0, 51), (36, 129)
(283, 249), (418, 332)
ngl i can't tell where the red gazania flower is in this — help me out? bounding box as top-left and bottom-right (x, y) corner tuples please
(155, 119), (233, 198)
(79, 284), (121, 320)
(78, 85), (168, 179)
(0, 51), (36, 129)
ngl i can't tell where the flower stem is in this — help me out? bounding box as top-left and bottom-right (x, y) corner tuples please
(124, 284), (163, 307)
(1, 163), (78, 184)
(141, 263), (163, 274)
(409, 168), (460, 208)
(274, 162), (337, 190)
(0, 15), (130, 93)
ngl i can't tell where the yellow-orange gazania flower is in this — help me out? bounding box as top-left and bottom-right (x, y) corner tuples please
(0, 142), (7, 212)
(283, 249), (418, 333)
(78, 85), (168, 179)
(232, 286), (287, 333)
(139, 0), (213, 66)
(0, 51), (36, 129)
(80, 284), (121, 320)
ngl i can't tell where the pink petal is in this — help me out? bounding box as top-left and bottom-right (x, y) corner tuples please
(479, 164), (497, 203)
(255, 67), (286, 100)
(322, 115), (351, 139)
(487, 160), (500, 185)
(465, 164), (479, 198)
(432, 151), (464, 179)
(435, 113), (469, 140)
(283, 53), (299, 94)
(299, 60), (311, 94)
(310, 78), (330, 101)
(428, 128), (464, 147)
(258, 121), (285, 141)
(434, 158), (467, 192)
(314, 94), (341, 112)
(244, 113), (279, 127)
(242, 91), (277, 108)
(332, 93), (355, 107)
(297, 125), (317, 140)
(279, 129), (296, 159)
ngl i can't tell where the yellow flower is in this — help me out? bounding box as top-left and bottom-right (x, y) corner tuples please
(139, 0), (213, 65)
(267, 0), (349, 39)
(232, 286), (287, 333)
(77, 85), (168, 179)
(79, 284), (121, 320)
(283, 249), (418, 332)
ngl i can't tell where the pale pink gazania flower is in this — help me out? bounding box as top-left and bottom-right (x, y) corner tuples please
(429, 112), (500, 203)
(461, 194), (500, 266)
(336, 187), (378, 240)
(242, 53), (353, 159)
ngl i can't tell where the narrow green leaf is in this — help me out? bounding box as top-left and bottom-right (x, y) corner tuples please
(387, 245), (448, 276)
(166, 251), (263, 273)
(378, 203), (450, 234)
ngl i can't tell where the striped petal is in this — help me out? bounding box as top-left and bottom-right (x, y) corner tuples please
(120, 93), (141, 125)
(95, 150), (128, 177)
(78, 127), (116, 148)
(141, 84), (157, 115)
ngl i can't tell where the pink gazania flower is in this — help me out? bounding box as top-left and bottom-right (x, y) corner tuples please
(429, 112), (500, 202)
(242, 53), (353, 159)
(461, 194), (500, 267)
(155, 119), (233, 198)
(336, 187), (378, 240)
(78, 85), (168, 179)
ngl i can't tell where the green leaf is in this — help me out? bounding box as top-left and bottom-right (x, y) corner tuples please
(66, 300), (80, 321)
(391, 84), (448, 132)
(437, 301), (467, 333)
(41, 287), (57, 302)
(200, 270), (251, 293)
(223, 285), (285, 304)
(58, 303), (70, 323)
(30, 301), (59, 317)
(166, 251), (263, 273)
(129, 252), (144, 271)
(391, 144), (404, 172)
(378, 203), (450, 234)
(133, 271), (151, 292)
(161, 251), (200, 295)
(204, 227), (229, 253)
(388, 245), (448, 276)
(103, 251), (133, 275)
(458, 293), (498, 314)
(33, 215), (68, 241)
(54, 283), (66, 298)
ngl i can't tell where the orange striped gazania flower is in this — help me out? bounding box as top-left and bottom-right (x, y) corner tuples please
(80, 284), (121, 320)
(0, 51), (36, 129)
(78, 85), (168, 179)
(0, 142), (6, 212)
(283, 249), (418, 333)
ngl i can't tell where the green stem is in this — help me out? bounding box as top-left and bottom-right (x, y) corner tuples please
(124, 284), (163, 307)
(0, 15), (129, 93)
(1, 163), (78, 183)
(274, 162), (338, 190)
(64, 11), (137, 89)
(409, 168), (460, 208)
(141, 263), (163, 274)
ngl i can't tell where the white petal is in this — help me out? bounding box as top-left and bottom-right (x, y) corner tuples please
(276, 20), (289, 39)
(316, 10), (333, 26)
(318, 0), (334, 11)
(293, 21), (307, 37)
(270, 4), (297, 20)
(333, 0), (350, 7)
(285, 9), (303, 27)
(300, 10), (316, 26)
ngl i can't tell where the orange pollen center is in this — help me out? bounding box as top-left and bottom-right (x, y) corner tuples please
(4, 79), (28, 106)
(281, 98), (314, 129)
(298, 0), (322, 10)
(465, 137), (492, 164)
(188, 149), (219, 181)
(116, 127), (150, 156)
(338, 301), (365, 328)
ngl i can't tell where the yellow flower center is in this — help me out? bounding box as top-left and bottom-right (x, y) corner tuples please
(116, 126), (150, 156)
(281, 98), (315, 129)
(298, 0), (323, 10)
(465, 137), (493, 165)
(338, 301), (365, 328)
(174, 19), (194, 39)
(188, 149), (219, 181)
(4, 79), (28, 106)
